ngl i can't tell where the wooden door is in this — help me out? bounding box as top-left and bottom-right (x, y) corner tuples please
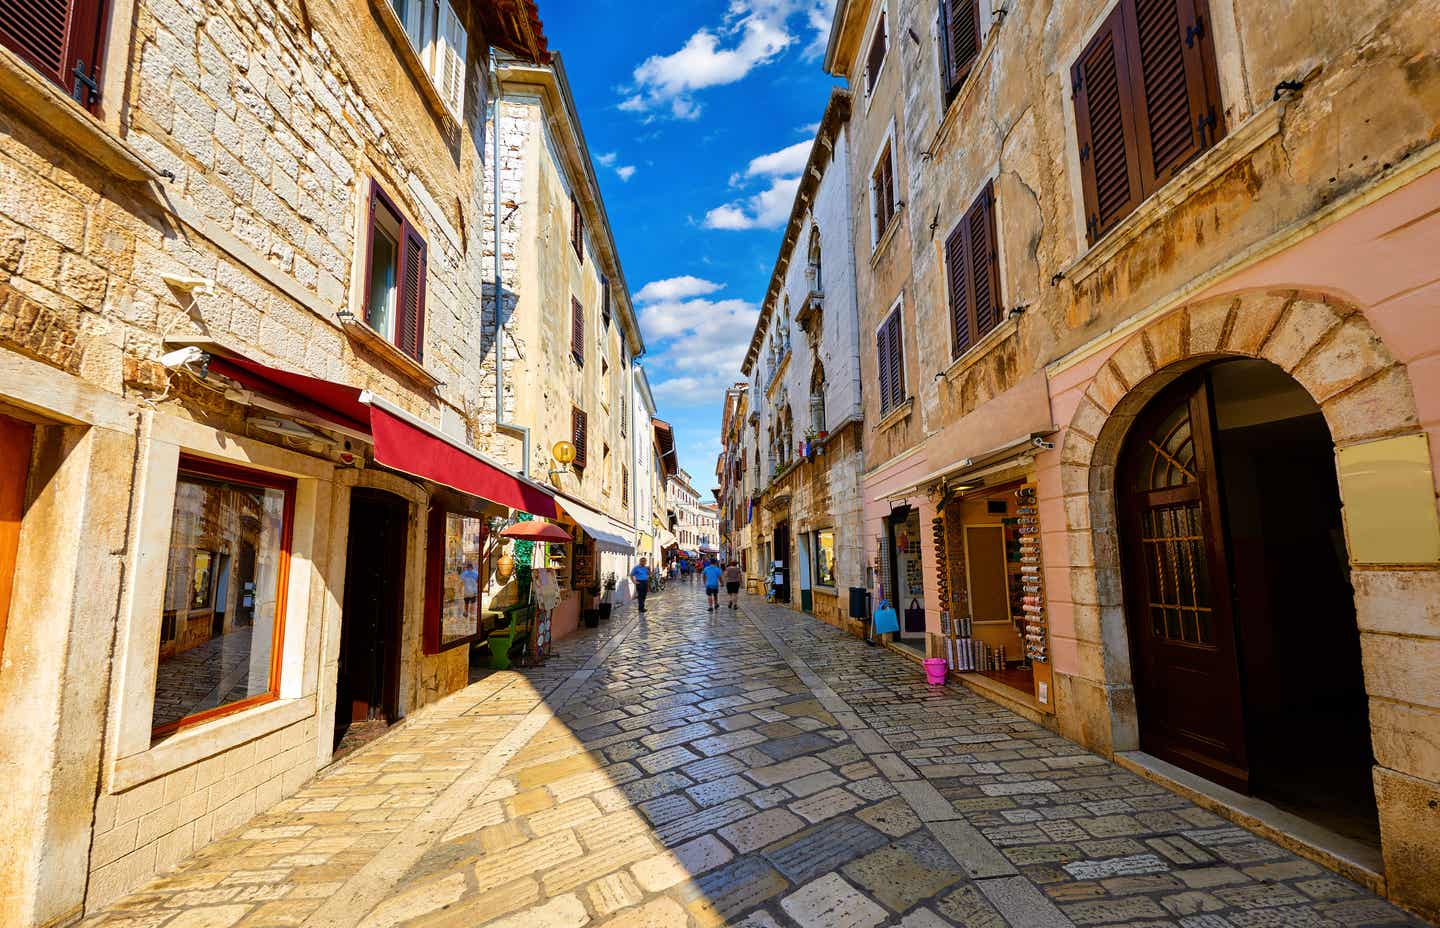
(773, 523), (790, 603)
(1119, 373), (1249, 791)
(337, 489), (408, 732)
(0, 414), (33, 661)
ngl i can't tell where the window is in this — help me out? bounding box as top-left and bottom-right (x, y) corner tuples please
(154, 458), (294, 735)
(864, 10), (888, 95)
(939, 0), (983, 100)
(622, 465), (629, 508)
(424, 510), (483, 652)
(1071, 0), (1223, 244)
(807, 225), (822, 291)
(365, 183), (427, 362)
(601, 275), (612, 329)
(602, 443), (611, 493)
(871, 144), (897, 244)
(571, 195), (585, 262)
(571, 407), (588, 470)
(814, 530), (836, 587)
(390, 0), (468, 122)
(945, 180), (1002, 358)
(571, 296), (585, 366)
(1, 0), (111, 110)
(876, 305), (906, 415)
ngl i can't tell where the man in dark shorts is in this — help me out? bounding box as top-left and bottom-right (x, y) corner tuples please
(723, 561), (743, 609)
(630, 558), (651, 613)
(702, 558), (723, 611)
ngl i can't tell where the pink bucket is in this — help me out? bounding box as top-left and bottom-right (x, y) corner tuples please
(923, 658), (947, 686)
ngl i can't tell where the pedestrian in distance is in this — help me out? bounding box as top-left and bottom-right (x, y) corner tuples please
(702, 558), (723, 611)
(630, 558), (651, 613)
(723, 561), (743, 610)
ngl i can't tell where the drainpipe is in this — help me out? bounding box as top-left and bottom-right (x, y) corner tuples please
(490, 51), (531, 476)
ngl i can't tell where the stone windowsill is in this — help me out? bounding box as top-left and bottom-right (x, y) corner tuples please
(338, 313), (444, 390)
(869, 205), (906, 266)
(943, 315), (1018, 383)
(1060, 98), (1286, 286)
(0, 45), (159, 183)
(876, 397), (913, 433)
(370, 0), (460, 131)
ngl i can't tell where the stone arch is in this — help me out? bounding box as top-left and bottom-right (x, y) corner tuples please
(1058, 287), (1423, 751)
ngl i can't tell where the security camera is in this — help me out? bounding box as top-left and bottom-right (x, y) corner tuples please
(161, 346), (208, 370)
(1032, 436), (1055, 451)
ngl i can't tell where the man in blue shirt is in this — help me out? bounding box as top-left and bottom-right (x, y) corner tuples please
(630, 558), (651, 613)
(702, 559), (724, 612)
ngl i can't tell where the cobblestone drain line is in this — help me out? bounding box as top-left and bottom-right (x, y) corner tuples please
(737, 603), (1074, 928)
(301, 609), (647, 928)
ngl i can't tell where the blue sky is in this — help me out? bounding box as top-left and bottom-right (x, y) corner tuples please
(540, 0), (841, 493)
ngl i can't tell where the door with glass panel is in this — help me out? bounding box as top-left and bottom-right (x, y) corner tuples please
(1119, 372), (1249, 791)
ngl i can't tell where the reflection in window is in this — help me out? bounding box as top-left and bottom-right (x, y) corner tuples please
(366, 196), (403, 342)
(438, 513), (483, 647)
(815, 530), (836, 587)
(155, 463), (292, 734)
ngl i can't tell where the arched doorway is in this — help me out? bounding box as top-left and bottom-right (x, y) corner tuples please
(1118, 358), (1378, 846)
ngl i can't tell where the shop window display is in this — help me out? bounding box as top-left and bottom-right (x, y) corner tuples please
(814, 530), (836, 587)
(154, 459), (294, 735)
(426, 511), (484, 651)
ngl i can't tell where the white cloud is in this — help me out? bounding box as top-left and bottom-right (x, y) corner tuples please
(703, 175), (800, 230)
(635, 275), (725, 303)
(619, 0), (835, 120)
(595, 151), (618, 167)
(744, 140), (811, 179)
(616, 165), (637, 181)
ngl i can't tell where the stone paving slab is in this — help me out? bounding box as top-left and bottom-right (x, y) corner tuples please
(77, 588), (1430, 928)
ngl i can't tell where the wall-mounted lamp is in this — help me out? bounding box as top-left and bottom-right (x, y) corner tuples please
(161, 273), (215, 297)
(549, 439), (577, 480)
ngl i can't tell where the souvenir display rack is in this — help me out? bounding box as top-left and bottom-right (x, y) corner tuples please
(1016, 485), (1047, 663)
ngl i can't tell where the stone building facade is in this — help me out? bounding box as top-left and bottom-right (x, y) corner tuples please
(0, 0), (655, 923)
(736, 90), (867, 627)
(824, 0), (1440, 914)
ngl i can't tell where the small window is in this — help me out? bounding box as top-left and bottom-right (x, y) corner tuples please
(424, 510), (484, 653)
(940, 0), (983, 100)
(876, 305), (906, 415)
(945, 180), (1002, 358)
(572, 407), (588, 470)
(622, 465), (630, 508)
(154, 458), (295, 736)
(1, 0), (111, 110)
(871, 144), (897, 244)
(390, 0), (468, 122)
(814, 530), (836, 587)
(365, 183), (427, 362)
(571, 195), (585, 262)
(1071, 0), (1224, 244)
(571, 296), (585, 366)
(865, 10), (888, 95)
(601, 275), (612, 329)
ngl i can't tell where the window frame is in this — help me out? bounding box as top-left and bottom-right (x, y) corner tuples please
(813, 529), (837, 588)
(571, 295), (585, 366)
(363, 180), (428, 363)
(875, 300), (907, 416)
(571, 195), (585, 263)
(600, 274), (612, 330)
(0, 0), (113, 111)
(944, 179), (1003, 360)
(572, 406), (589, 471)
(863, 7), (889, 97)
(423, 507), (486, 654)
(869, 139), (898, 249)
(938, 0), (984, 103)
(152, 455), (296, 739)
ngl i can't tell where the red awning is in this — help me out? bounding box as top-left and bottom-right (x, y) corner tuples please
(208, 355), (557, 519)
(499, 521), (572, 542)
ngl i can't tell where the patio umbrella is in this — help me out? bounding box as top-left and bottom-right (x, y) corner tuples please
(499, 521), (572, 542)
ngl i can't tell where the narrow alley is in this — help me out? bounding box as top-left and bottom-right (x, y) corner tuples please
(79, 586), (1422, 928)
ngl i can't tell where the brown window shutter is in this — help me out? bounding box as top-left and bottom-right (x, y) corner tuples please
(1124, 0), (1223, 190)
(944, 219), (972, 358)
(572, 408), (588, 469)
(397, 225), (427, 362)
(1072, 4), (1143, 244)
(941, 0), (983, 96)
(882, 152), (895, 228)
(969, 181), (1001, 339)
(601, 275), (611, 329)
(571, 196), (584, 262)
(1, 0), (109, 109)
(865, 12), (886, 93)
(887, 311), (904, 408)
(571, 296), (584, 365)
(876, 325), (891, 413)
(622, 466), (629, 507)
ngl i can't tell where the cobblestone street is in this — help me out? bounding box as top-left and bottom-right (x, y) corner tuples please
(81, 587), (1427, 928)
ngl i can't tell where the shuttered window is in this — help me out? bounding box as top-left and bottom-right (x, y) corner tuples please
(1072, 0), (1223, 244)
(1, 0), (111, 109)
(876, 307), (906, 415)
(864, 12), (887, 95)
(571, 296), (585, 366)
(871, 145), (896, 244)
(571, 407), (588, 470)
(600, 274), (611, 329)
(364, 182), (427, 363)
(944, 180), (1002, 359)
(571, 196), (584, 262)
(939, 0), (982, 99)
(621, 465), (629, 508)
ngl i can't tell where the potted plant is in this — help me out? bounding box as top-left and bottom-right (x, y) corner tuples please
(599, 572), (616, 621)
(582, 581), (602, 628)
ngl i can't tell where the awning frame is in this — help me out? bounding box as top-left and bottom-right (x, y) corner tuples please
(890, 430), (1056, 499)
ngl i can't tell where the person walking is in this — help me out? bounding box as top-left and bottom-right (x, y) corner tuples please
(723, 561), (743, 610)
(630, 558), (651, 613)
(702, 558), (723, 611)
